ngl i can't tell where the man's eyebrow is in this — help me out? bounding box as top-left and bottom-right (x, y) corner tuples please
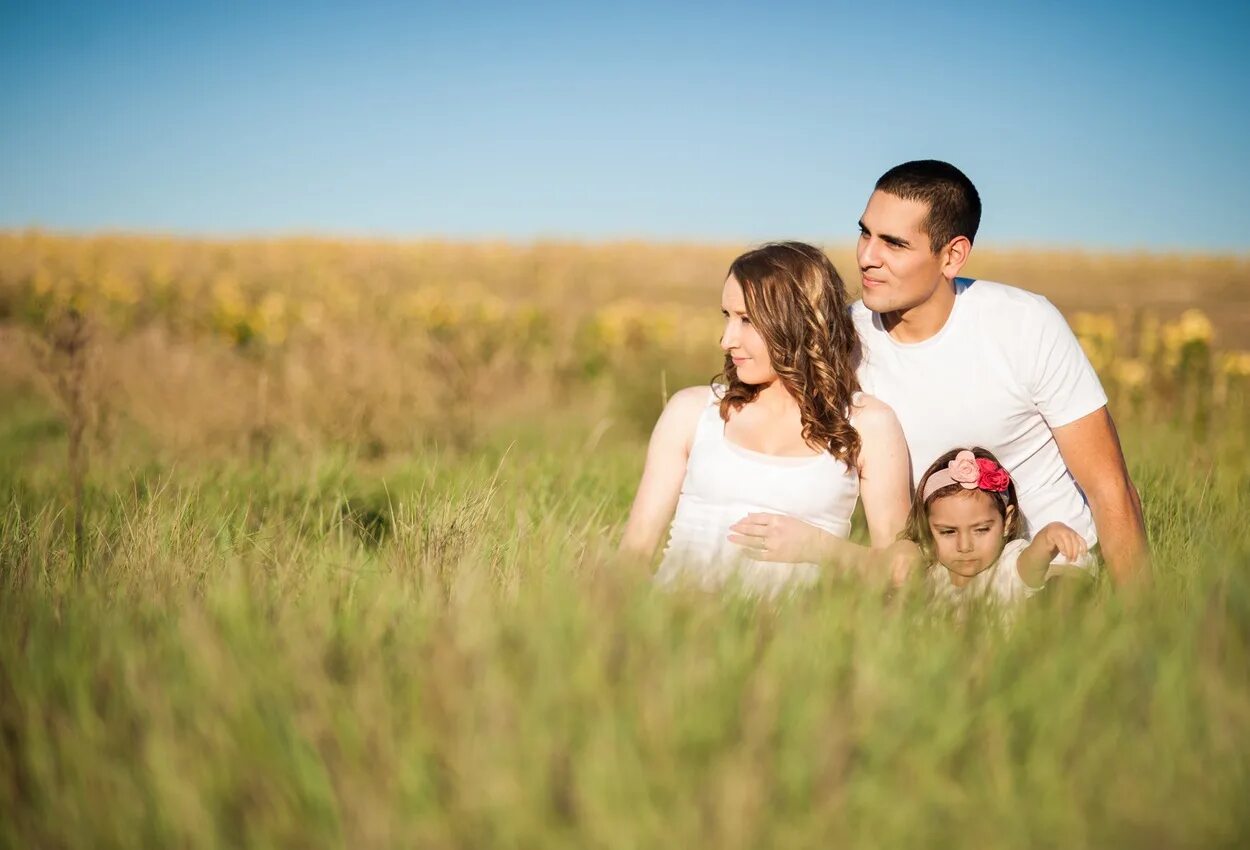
(858, 220), (911, 248)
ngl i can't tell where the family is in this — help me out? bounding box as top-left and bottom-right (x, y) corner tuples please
(620, 160), (1148, 602)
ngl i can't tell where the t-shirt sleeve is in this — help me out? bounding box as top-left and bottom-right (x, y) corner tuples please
(1025, 297), (1108, 427)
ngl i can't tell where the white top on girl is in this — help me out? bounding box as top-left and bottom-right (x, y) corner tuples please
(928, 538), (1040, 607)
(654, 387), (860, 597)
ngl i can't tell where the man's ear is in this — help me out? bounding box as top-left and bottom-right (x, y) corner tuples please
(940, 235), (972, 280)
(1003, 504), (1016, 538)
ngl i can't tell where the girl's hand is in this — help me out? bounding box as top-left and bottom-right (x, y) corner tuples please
(1018, 522), (1090, 589)
(1037, 522), (1088, 562)
(728, 513), (826, 563)
(880, 539), (925, 587)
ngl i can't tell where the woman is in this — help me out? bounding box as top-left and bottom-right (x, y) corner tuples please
(620, 242), (912, 595)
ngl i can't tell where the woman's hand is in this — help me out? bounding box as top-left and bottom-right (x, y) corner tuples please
(728, 513), (829, 563)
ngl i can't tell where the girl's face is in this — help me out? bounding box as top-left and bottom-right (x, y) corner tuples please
(721, 275), (777, 386)
(927, 490), (1012, 580)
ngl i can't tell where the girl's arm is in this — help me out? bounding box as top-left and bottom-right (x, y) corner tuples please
(618, 387), (708, 560)
(1016, 522), (1089, 588)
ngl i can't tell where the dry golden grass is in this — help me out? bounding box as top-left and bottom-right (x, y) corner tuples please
(1, 230), (1247, 461)
(3, 231), (1247, 334)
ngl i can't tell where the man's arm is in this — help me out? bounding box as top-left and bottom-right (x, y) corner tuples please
(1052, 406), (1149, 585)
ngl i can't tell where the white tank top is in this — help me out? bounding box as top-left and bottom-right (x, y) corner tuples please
(655, 387), (861, 596)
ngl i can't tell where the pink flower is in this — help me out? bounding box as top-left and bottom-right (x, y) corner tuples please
(946, 450), (981, 489)
(977, 458), (1011, 492)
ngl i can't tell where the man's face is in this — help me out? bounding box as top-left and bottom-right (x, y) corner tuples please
(856, 190), (947, 314)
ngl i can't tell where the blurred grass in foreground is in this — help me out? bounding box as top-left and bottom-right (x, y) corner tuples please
(1, 233), (1249, 847)
(2, 403), (1249, 848)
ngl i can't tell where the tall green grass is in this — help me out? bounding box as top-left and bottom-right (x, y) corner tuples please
(2, 385), (1249, 848)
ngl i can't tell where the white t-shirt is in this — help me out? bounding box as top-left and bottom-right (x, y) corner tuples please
(928, 538), (1039, 607)
(853, 278), (1107, 549)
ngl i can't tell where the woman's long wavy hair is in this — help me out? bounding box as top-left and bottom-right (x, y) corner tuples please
(717, 241), (862, 464)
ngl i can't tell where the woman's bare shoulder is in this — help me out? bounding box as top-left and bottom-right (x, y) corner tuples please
(666, 385), (715, 419)
(652, 385), (715, 439)
(849, 392), (900, 427)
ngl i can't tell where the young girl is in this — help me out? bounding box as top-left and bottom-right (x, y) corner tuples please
(619, 242), (912, 596)
(901, 447), (1089, 605)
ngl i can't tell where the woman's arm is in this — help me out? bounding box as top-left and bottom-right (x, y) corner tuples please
(618, 386), (708, 560)
(853, 395), (913, 548)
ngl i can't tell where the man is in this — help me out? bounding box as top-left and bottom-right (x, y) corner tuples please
(851, 160), (1147, 584)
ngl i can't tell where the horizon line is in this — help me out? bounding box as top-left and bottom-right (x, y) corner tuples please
(3, 226), (1249, 260)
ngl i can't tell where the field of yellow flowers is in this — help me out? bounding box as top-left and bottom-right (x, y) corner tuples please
(3, 232), (1250, 848)
(1, 231), (1248, 456)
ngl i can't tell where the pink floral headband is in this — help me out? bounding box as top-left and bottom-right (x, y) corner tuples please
(921, 450), (1011, 502)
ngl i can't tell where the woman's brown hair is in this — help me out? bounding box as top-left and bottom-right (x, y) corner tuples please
(717, 241), (861, 464)
(901, 446), (1026, 560)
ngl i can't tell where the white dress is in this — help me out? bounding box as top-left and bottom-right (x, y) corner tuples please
(654, 387), (860, 597)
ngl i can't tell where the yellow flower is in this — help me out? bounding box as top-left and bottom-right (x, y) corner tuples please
(1072, 311), (1117, 342)
(1072, 311), (1118, 373)
(98, 270), (139, 306)
(1160, 309), (1214, 371)
(1176, 309), (1214, 345)
(1113, 358), (1149, 390)
(1220, 351), (1250, 379)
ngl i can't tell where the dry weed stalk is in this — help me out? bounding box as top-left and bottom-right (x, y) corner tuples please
(32, 309), (98, 574)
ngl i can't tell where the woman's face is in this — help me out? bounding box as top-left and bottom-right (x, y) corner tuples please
(721, 275), (777, 386)
(927, 490), (1011, 580)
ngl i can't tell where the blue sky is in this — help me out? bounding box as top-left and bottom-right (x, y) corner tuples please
(2, 0), (1248, 250)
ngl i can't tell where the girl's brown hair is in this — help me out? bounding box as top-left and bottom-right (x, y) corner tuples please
(717, 242), (861, 464)
(901, 446), (1026, 560)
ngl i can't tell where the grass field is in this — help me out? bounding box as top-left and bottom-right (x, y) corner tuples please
(2, 234), (1250, 848)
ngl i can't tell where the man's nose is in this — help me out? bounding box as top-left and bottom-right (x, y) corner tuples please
(859, 237), (881, 268)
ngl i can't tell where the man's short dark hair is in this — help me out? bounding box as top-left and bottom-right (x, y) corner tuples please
(874, 160), (981, 253)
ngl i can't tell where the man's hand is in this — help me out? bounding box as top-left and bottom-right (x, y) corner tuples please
(728, 513), (827, 563)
